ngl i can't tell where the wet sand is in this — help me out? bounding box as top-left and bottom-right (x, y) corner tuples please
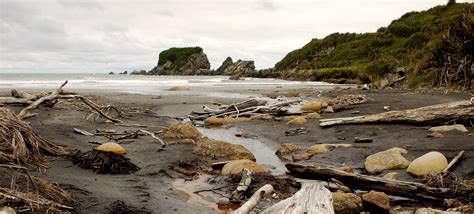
(1, 86), (472, 213)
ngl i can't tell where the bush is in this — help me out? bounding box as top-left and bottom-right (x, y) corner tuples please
(366, 57), (398, 79)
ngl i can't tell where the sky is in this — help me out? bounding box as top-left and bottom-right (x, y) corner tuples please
(0, 0), (472, 73)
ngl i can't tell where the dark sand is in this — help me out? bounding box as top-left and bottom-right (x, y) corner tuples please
(1, 87), (472, 213)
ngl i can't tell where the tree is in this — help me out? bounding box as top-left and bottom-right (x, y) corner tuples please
(447, 0), (456, 6)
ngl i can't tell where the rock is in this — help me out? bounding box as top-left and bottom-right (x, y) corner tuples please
(95, 142), (127, 156)
(338, 166), (353, 173)
(383, 106), (391, 111)
(362, 190), (390, 211)
(415, 207), (458, 214)
(427, 132), (445, 138)
(332, 192), (363, 214)
(0, 206), (16, 214)
(150, 47), (211, 75)
(407, 151), (448, 177)
(428, 124), (468, 133)
(204, 117), (251, 127)
(382, 172), (398, 180)
(216, 59), (256, 76)
(152, 95), (162, 99)
(364, 147), (411, 173)
(351, 111), (361, 114)
(300, 101), (323, 112)
(216, 57), (234, 74)
(108, 72), (114, 75)
(250, 114), (274, 121)
(275, 143), (304, 156)
(221, 159), (268, 175)
(193, 139), (255, 161)
(229, 74), (241, 80)
(235, 131), (256, 139)
(324, 106), (334, 113)
(291, 153), (312, 162)
(287, 116), (307, 125)
(376, 79), (390, 89)
(168, 86), (190, 91)
(163, 122), (203, 139)
(217, 197), (230, 205)
(354, 136), (373, 143)
(167, 139), (196, 145)
(130, 70), (147, 75)
(307, 144), (329, 155)
(285, 127), (309, 136)
(304, 113), (321, 120)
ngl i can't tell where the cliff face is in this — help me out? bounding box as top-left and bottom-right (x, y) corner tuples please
(215, 57), (256, 76)
(149, 47), (211, 75)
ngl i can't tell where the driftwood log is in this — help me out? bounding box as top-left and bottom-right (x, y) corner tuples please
(263, 182), (334, 214)
(232, 168), (252, 201)
(17, 81), (68, 119)
(231, 184), (274, 214)
(286, 163), (470, 201)
(320, 99), (474, 127)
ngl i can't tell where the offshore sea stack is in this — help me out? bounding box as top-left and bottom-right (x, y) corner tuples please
(215, 56), (256, 76)
(149, 47), (211, 75)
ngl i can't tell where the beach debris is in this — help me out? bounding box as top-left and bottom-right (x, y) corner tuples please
(168, 86), (190, 91)
(443, 150), (465, 174)
(163, 122), (203, 139)
(320, 99), (474, 127)
(291, 153), (312, 162)
(286, 163), (472, 201)
(361, 190), (390, 212)
(263, 182), (334, 213)
(193, 139), (256, 161)
(73, 127), (94, 136)
(70, 150), (140, 174)
(286, 116), (307, 125)
(95, 142), (127, 155)
(332, 192), (363, 214)
(96, 128), (116, 133)
(231, 168), (252, 201)
(363, 84), (370, 90)
(275, 143), (304, 156)
(328, 94), (368, 111)
(364, 147), (410, 173)
(407, 151), (448, 177)
(427, 131), (445, 138)
(231, 184), (274, 214)
(285, 127), (309, 136)
(354, 136), (373, 143)
(0, 107), (68, 169)
(428, 124), (469, 133)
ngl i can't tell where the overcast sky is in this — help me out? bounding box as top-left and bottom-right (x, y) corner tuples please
(0, 0), (471, 73)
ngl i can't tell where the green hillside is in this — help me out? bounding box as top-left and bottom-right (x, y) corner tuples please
(274, 3), (473, 89)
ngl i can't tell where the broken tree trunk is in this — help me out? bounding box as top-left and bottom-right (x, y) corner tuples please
(231, 184), (274, 214)
(320, 99), (474, 127)
(286, 163), (469, 201)
(17, 81), (68, 120)
(263, 182), (334, 214)
(232, 168), (252, 201)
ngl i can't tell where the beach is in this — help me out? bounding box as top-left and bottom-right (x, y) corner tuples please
(0, 76), (472, 213)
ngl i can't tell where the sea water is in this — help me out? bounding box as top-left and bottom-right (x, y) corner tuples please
(0, 73), (335, 98)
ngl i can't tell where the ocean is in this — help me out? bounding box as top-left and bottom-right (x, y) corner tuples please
(0, 73), (335, 98)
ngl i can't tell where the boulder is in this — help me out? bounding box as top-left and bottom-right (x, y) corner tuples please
(332, 192), (363, 214)
(163, 123), (203, 139)
(217, 59), (256, 76)
(304, 113), (321, 120)
(291, 153), (312, 162)
(428, 124), (468, 133)
(362, 190), (390, 211)
(364, 147), (411, 173)
(95, 142), (127, 156)
(275, 143), (304, 156)
(193, 139), (255, 161)
(407, 151), (448, 177)
(216, 57), (234, 74)
(221, 159), (268, 175)
(307, 144), (329, 155)
(300, 101), (323, 112)
(287, 116), (307, 125)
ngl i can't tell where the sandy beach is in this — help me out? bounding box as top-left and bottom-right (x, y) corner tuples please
(1, 84), (472, 213)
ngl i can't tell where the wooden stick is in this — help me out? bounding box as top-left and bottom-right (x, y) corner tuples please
(231, 168), (252, 201)
(138, 129), (167, 147)
(443, 150), (464, 173)
(17, 81), (68, 119)
(231, 184), (274, 214)
(319, 100), (474, 127)
(73, 128), (94, 136)
(286, 163), (462, 201)
(263, 182), (334, 214)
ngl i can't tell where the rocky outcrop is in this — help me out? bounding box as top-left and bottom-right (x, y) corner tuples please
(150, 47), (211, 75)
(215, 57), (256, 76)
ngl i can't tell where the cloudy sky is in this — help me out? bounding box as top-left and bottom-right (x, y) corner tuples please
(0, 0), (471, 73)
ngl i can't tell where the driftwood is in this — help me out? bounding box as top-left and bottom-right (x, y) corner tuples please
(11, 89), (38, 100)
(0, 97), (33, 106)
(231, 184), (274, 214)
(138, 129), (166, 147)
(286, 163), (470, 201)
(232, 168), (252, 201)
(320, 99), (474, 127)
(17, 81), (68, 120)
(443, 150), (465, 173)
(73, 128), (94, 136)
(263, 182), (334, 214)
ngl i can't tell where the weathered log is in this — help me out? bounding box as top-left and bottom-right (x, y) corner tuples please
(231, 184), (274, 214)
(11, 89), (38, 100)
(232, 168), (252, 201)
(443, 150), (464, 173)
(17, 81), (68, 119)
(263, 182), (334, 214)
(0, 97), (33, 105)
(286, 163), (468, 201)
(320, 100), (474, 127)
